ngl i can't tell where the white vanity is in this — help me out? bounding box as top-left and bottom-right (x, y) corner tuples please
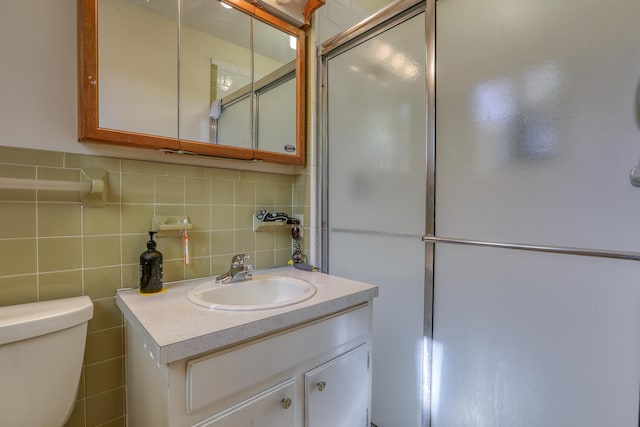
(116, 267), (378, 427)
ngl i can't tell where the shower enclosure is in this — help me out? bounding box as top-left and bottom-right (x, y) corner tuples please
(321, 0), (640, 426)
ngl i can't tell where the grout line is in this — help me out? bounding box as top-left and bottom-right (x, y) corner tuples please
(0, 233), (125, 241)
(80, 203), (85, 297)
(0, 200), (81, 205)
(84, 384), (125, 402)
(119, 168), (126, 292)
(86, 324), (123, 336)
(0, 236), (40, 242)
(208, 195), (213, 277)
(34, 166), (40, 301)
(117, 166), (128, 427)
(83, 354), (124, 369)
(183, 176), (187, 278)
(94, 415), (126, 427)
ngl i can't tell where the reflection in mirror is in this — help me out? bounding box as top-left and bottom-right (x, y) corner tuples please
(253, 17), (297, 80)
(252, 18), (298, 155)
(195, 4), (299, 153)
(179, 0), (298, 153)
(98, 0), (178, 137)
(256, 66), (296, 154)
(179, 0), (252, 145)
(218, 96), (252, 148)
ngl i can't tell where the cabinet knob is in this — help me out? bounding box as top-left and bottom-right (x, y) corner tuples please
(281, 398), (292, 409)
(317, 381), (326, 392)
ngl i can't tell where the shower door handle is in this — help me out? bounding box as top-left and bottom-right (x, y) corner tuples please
(421, 235), (640, 261)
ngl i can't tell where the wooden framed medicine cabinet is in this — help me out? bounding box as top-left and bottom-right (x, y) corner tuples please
(78, 0), (309, 165)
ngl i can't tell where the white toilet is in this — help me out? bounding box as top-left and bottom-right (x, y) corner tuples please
(0, 295), (94, 427)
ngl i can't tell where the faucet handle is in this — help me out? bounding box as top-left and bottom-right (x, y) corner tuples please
(231, 253), (250, 267)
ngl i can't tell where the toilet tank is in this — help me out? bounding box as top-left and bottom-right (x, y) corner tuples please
(0, 296), (94, 427)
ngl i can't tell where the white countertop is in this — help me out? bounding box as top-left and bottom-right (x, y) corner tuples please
(116, 267), (378, 364)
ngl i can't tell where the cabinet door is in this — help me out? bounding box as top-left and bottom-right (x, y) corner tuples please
(305, 344), (371, 427)
(194, 378), (296, 427)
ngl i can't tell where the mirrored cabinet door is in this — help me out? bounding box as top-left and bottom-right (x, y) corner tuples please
(179, 0), (252, 147)
(257, 77), (296, 154)
(253, 18), (298, 156)
(99, 0), (179, 138)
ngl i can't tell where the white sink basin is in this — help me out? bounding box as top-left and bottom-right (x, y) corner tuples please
(187, 275), (317, 311)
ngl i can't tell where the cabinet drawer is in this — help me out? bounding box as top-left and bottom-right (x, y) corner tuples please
(186, 305), (370, 412)
(193, 378), (296, 427)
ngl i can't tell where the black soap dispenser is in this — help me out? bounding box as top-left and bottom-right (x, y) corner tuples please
(139, 231), (163, 293)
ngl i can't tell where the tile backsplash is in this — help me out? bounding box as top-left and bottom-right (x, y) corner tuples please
(0, 146), (309, 426)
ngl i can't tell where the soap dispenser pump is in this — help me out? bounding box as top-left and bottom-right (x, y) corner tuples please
(139, 231), (163, 293)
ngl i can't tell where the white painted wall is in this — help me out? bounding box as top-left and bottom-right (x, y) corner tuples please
(0, 0), (299, 174)
(1, 1), (83, 155)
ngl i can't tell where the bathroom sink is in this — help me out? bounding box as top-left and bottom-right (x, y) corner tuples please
(187, 275), (317, 311)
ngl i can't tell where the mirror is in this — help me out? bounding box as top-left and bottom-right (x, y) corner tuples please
(97, 0), (179, 139)
(78, 0), (306, 164)
(179, 0), (252, 147)
(253, 19), (298, 155)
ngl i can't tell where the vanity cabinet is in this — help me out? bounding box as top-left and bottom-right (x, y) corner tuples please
(125, 304), (373, 427)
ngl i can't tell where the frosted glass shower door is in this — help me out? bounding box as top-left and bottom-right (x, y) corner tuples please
(432, 245), (640, 427)
(324, 11), (427, 427)
(433, 0), (640, 425)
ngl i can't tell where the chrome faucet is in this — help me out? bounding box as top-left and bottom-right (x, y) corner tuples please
(216, 254), (253, 284)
